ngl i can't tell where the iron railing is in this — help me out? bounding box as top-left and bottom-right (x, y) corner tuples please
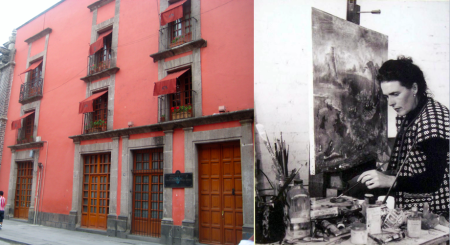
(158, 90), (195, 122)
(82, 112), (107, 134)
(19, 78), (43, 103)
(16, 125), (36, 144)
(87, 48), (113, 76)
(159, 17), (197, 50)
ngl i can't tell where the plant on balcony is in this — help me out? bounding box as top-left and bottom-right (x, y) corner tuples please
(17, 137), (25, 144)
(160, 114), (166, 122)
(89, 64), (97, 74)
(90, 119), (106, 132)
(171, 105), (192, 120)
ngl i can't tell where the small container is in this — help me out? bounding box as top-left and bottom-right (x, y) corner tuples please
(351, 222), (367, 245)
(366, 204), (382, 234)
(362, 193), (375, 218)
(407, 206), (421, 238)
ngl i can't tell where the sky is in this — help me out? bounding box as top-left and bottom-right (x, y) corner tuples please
(0, 0), (62, 46)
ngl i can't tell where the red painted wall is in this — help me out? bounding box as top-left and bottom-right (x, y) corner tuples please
(194, 121), (241, 132)
(97, 1), (115, 24)
(30, 36), (45, 58)
(172, 129), (185, 225)
(113, 0), (159, 129)
(200, 0), (254, 116)
(0, 0), (93, 214)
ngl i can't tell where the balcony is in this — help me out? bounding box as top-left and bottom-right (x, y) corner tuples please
(16, 125), (36, 145)
(80, 48), (119, 83)
(88, 48), (112, 75)
(159, 90), (195, 122)
(150, 17), (206, 62)
(19, 78), (43, 104)
(82, 112), (107, 134)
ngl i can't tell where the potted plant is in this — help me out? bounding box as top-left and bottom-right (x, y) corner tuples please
(17, 137), (24, 144)
(94, 119), (106, 131)
(171, 106), (181, 119)
(170, 35), (185, 48)
(186, 104), (192, 117)
(160, 114), (165, 122)
(89, 64), (97, 74)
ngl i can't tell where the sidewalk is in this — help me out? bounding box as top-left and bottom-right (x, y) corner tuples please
(0, 219), (160, 245)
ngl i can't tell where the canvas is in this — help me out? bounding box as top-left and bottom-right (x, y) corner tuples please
(311, 8), (389, 174)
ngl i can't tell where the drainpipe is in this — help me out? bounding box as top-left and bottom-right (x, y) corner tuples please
(34, 162), (43, 224)
(34, 141), (49, 224)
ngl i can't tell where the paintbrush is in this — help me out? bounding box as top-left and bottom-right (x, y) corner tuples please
(336, 180), (361, 198)
(337, 162), (389, 199)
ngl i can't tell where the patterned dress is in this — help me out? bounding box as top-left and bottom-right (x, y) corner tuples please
(388, 98), (449, 215)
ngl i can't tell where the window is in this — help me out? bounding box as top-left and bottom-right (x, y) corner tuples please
(24, 113), (34, 141)
(82, 91), (108, 134)
(28, 63), (42, 85)
(169, 69), (192, 120)
(168, 0), (192, 48)
(89, 31), (112, 75)
(16, 111), (35, 144)
(93, 91), (108, 126)
(19, 61), (43, 103)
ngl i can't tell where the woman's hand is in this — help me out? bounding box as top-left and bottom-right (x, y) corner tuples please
(357, 170), (396, 189)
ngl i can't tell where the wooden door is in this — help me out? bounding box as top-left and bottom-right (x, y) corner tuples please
(199, 142), (243, 245)
(131, 148), (164, 237)
(81, 154), (110, 229)
(14, 161), (33, 219)
(24, 113), (34, 141)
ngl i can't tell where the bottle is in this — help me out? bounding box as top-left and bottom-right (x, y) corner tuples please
(362, 193), (375, 218)
(407, 206), (421, 238)
(287, 179), (311, 239)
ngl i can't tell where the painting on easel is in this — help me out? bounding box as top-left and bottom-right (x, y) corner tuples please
(311, 8), (390, 175)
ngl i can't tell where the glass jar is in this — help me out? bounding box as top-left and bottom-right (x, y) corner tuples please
(351, 222), (367, 244)
(286, 179), (311, 239)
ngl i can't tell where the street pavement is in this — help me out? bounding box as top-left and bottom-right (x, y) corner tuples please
(0, 219), (160, 245)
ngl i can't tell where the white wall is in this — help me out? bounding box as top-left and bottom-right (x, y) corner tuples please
(254, 0), (347, 189)
(254, 0), (449, 189)
(360, 0), (449, 137)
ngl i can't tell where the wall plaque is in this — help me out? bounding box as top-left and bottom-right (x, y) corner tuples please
(164, 170), (193, 188)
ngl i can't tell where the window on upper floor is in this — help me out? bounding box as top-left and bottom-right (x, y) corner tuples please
(168, 0), (192, 48)
(154, 68), (194, 122)
(12, 110), (35, 144)
(88, 31), (113, 75)
(80, 90), (108, 134)
(169, 69), (192, 120)
(19, 60), (44, 104)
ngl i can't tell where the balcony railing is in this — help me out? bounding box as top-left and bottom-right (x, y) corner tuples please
(82, 112), (107, 134)
(16, 125), (36, 144)
(159, 17), (197, 50)
(19, 78), (43, 104)
(87, 48), (113, 76)
(159, 90), (195, 122)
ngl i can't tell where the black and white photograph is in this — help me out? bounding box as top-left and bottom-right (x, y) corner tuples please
(255, 0), (449, 244)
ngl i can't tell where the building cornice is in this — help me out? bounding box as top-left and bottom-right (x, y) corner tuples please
(69, 109), (253, 142)
(24, 28), (52, 44)
(8, 141), (44, 151)
(87, 0), (115, 12)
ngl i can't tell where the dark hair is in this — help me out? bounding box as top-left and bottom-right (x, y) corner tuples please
(376, 56), (428, 98)
(0, 191), (3, 196)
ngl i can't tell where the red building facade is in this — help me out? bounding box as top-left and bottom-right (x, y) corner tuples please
(0, 0), (254, 244)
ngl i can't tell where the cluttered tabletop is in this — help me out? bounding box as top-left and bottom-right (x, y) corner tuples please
(260, 195), (449, 245)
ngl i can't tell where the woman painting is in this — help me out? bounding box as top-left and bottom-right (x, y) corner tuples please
(357, 56), (449, 217)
